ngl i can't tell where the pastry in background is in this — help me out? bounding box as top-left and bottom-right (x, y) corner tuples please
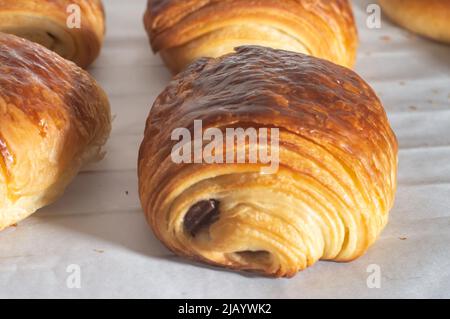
(379, 0), (450, 44)
(0, 0), (106, 68)
(138, 46), (398, 277)
(144, 0), (358, 73)
(0, 33), (111, 231)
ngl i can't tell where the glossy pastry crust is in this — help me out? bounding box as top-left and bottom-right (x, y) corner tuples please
(138, 46), (398, 277)
(0, 0), (105, 68)
(379, 0), (450, 44)
(144, 0), (358, 73)
(0, 33), (111, 231)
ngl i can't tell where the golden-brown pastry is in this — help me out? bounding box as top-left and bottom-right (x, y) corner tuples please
(0, 33), (111, 231)
(379, 0), (450, 44)
(0, 0), (106, 68)
(144, 0), (358, 73)
(138, 46), (398, 277)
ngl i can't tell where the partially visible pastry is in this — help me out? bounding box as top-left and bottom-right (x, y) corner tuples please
(138, 46), (398, 277)
(0, 0), (106, 68)
(0, 33), (111, 231)
(379, 0), (450, 44)
(144, 0), (358, 73)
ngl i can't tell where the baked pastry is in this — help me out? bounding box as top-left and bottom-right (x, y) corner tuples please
(0, 33), (111, 231)
(138, 46), (398, 277)
(379, 0), (450, 44)
(0, 0), (106, 68)
(144, 0), (358, 73)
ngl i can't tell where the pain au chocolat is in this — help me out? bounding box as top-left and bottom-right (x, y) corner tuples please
(0, 0), (106, 68)
(379, 0), (450, 44)
(144, 0), (358, 73)
(0, 33), (111, 231)
(138, 46), (398, 277)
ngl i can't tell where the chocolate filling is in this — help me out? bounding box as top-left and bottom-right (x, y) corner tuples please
(184, 199), (220, 237)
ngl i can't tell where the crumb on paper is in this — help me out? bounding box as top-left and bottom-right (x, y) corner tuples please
(93, 249), (105, 254)
(409, 106), (418, 111)
(125, 191), (129, 195)
(399, 237), (408, 241)
(380, 35), (391, 42)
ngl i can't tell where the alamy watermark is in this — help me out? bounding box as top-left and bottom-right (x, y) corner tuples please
(366, 4), (382, 29)
(66, 264), (81, 289)
(171, 120), (280, 174)
(66, 4), (81, 29)
(366, 264), (381, 289)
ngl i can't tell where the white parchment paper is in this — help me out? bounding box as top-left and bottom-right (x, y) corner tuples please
(1, 0), (449, 298)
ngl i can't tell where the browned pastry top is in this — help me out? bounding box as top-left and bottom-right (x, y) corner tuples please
(147, 0), (354, 32)
(0, 0), (106, 68)
(145, 0), (357, 52)
(143, 45), (396, 188)
(0, 33), (101, 138)
(0, 33), (109, 182)
(0, 0), (102, 10)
